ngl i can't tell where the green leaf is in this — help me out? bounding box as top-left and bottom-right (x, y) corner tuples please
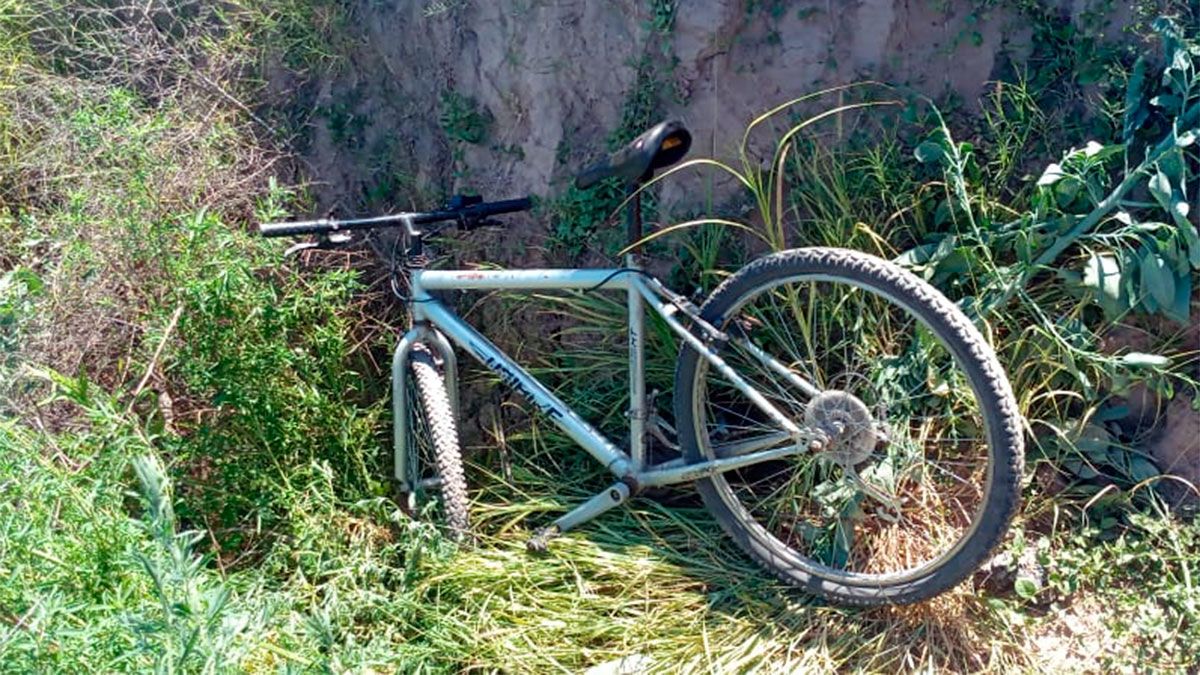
(934, 199), (954, 227)
(1140, 284), (1160, 314)
(894, 242), (939, 267)
(1081, 253), (1128, 318)
(0, 267), (44, 296)
(1159, 147), (1185, 187)
(1122, 56), (1149, 142)
(1093, 404), (1130, 423)
(1064, 458), (1099, 480)
(1075, 423), (1114, 461)
(1148, 168), (1174, 211)
(935, 248), (972, 281)
(1167, 270), (1191, 324)
(1179, 224), (1200, 270)
(1037, 162), (1064, 186)
(1081, 140), (1122, 161)
(1014, 577), (1040, 600)
(933, 234), (958, 260)
(1155, 229), (1187, 272)
(1127, 457), (1160, 482)
(1166, 47), (1191, 92)
(1119, 352), (1171, 367)
(1138, 251), (1176, 309)
(1150, 94), (1181, 111)
(1147, 165), (1192, 228)
(1148, 155), (1200, 268)
(914, 140), (944, 164)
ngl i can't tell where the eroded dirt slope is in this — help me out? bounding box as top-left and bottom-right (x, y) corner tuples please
(291, 0), (1078, 216)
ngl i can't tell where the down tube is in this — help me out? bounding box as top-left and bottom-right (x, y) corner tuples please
(416, 298), (634, 479)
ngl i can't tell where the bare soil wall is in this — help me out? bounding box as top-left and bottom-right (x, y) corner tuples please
(292, 1), (1132, 217)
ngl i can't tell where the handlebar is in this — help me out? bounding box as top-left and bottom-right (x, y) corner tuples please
(258, 197), (533, 238)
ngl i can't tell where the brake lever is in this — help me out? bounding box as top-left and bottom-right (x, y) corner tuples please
(283, 232), (354, 258)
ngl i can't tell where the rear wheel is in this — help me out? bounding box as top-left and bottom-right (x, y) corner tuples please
(408, 346), (470, 538)
(673, 248), (1023, 605)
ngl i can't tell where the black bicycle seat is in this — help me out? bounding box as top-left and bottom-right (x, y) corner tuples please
(574, 120), (692, 189)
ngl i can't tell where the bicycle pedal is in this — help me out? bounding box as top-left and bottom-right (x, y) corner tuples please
(526, 525), (561, 554)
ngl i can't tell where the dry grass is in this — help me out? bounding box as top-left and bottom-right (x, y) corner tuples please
(0, 1), (291, 420)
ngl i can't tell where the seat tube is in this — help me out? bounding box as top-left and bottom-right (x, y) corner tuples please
(627, 253), (647, 472)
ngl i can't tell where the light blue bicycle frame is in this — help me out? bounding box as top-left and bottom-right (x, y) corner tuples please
(393, 258), (823, 538)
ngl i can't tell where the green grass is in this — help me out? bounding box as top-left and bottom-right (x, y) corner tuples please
(1, 1), (1199, 673)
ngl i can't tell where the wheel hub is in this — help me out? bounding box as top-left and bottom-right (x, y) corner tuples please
(804, 390), (877, 465)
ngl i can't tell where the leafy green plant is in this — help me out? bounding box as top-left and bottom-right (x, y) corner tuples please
(0, 265), (41, 375)
(909, 18), (1198, 325)
(544, 179), (626, 257)
(544, 54), (675, 259)
(646, 0), (676, 39)
(1045, 501), (1200, 671)
(439, 90), (491, 145)
(629, 82), (896, 252)
(130, 454), (260, 672)
(888, 17), (1199, 490)
(319, 99), (367, 149)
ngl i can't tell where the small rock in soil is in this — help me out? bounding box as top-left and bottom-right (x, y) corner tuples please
(1146, 394), (1200, 514)
(975, 545), (1049, 603)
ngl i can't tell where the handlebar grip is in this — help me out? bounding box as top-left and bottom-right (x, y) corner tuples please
(444, 197), (533, 230)
(258, 219), (335, 238)
(477, 197), (533, 218)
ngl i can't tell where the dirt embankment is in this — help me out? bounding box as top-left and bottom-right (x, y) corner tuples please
(287, 0), (1070, 222)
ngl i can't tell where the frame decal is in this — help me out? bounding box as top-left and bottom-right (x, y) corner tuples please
(470, 339), (563, 420)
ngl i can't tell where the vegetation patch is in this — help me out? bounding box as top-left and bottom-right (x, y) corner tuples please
(439, 90), (492, 145)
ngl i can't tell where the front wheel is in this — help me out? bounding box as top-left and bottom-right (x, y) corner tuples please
(407, 346), (470, 538)
(673, 248), (1023, 606)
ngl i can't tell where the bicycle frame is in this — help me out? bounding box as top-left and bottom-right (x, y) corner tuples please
(394, 257), (823, 537)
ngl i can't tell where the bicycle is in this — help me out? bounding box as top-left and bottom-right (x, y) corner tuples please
(260, 120), (1024, 606)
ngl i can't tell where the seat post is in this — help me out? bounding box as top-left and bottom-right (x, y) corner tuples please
(624, 179), (647, 474)
(624, 181), (643, 252)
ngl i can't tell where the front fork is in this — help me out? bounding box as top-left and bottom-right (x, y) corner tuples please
(393, 323), (459, 493)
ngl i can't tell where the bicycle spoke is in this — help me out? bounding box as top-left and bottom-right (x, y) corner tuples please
(692, 273), (992, 581)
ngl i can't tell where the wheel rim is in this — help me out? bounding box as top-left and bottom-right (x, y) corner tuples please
(408, 380), (437, 497)
(690, 273), (997, 586)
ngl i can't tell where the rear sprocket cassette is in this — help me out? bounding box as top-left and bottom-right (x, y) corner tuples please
(804, 390), (877, 465)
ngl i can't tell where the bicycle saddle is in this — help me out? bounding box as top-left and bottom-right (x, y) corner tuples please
(574, 120), (692, 189)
